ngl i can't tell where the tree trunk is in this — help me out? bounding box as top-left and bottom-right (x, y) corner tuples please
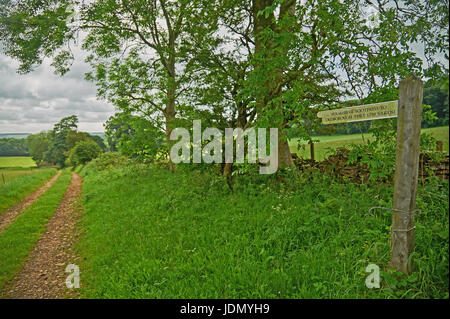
(278, 133), (293, 168)
(165, 64), (177, 171)
(163, 29), (178, 169)
(252, 0), (295, 169)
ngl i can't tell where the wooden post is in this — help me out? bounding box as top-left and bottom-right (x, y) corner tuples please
(436, 140), (443, 152)
(309, 141), (315, 161)
(390, 75), (423, 274)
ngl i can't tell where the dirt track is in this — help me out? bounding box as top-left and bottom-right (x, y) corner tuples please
(3, 173), (83, 299)
(0, 171), (62, 234)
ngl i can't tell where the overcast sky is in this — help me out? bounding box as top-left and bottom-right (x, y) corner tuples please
(0, 46), (115, 133)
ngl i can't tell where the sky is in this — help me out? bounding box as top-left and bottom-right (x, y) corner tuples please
(0, 46), (115, 133)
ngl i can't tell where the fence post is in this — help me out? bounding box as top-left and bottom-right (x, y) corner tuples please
(309, 141), (315, 161)
(390, 75), (423, 274)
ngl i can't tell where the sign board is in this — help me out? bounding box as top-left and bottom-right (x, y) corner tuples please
(317, 100), (398, 124)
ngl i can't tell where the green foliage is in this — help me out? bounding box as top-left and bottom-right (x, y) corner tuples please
(66, 131), (90, 150)
(78, 165), (448, 298)
(0, 0), (75, 74)
(423, 75), (449, 127)
(80, 152), (131, 177)
(105, 112), (165, 162)
(2, 0), (447, 163)
(53, 115), (78, 135)
(68, 140), (102, 166)
(26, 132), (50, 165)
(44, 115), (79, 167)
(348, 119), (397, 181)
(348, 104), (443, 181)
(26, 116), (106, 168)
(0, 138), (29, 156)
(87, 134), (107, 152)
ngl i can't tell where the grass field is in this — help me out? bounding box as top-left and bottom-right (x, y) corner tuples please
(78, 165), (448, 298)
(0, 157), (36, 168)
(289, 126), (449, 161)
(0, 170), (71, 290)
(0, 168), (57, 214)
(0, 168), (37, 183)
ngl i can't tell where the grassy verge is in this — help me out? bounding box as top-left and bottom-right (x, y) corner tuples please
(289, 126), (449, 161)
(79, 165), (448, 298)
(73, 165), (85, 174)
(0, 170), (72, 291)
(0, 168), (58, 214)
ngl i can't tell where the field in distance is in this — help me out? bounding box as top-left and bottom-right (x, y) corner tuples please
(0, 157), (39, 183)
(0, 157), (37, 168)
(289, 126), (449, 161)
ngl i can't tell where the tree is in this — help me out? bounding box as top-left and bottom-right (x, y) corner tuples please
(68, 140), (102, 166)
(44, 115), (79, 166)
(66, 130), (89, 150)
(105, 112), (164, 162)
(1, 0), (448, 172)
(0, 138), (29, 156)
(104, 113), (135, 152)
(25, 132), (50, 164)
(188, 0), (255, 178)
(87, 134), (107, 152)
(423, 75), (449, 127)
(0, 0), (216, 169)
(241, 0), (448, 167)
(81, 0), (218, 169)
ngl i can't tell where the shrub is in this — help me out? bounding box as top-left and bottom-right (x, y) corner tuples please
(80, 152), (131, 177)
(69, 140), (102, 166)
(91, 152), (130, 171)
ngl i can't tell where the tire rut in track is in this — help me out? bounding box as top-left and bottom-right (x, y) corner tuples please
(0, 170), (62, 234)
(3, 172), (83, 299)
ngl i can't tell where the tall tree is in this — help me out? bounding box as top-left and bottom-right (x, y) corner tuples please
(26, 132), (50, 164)
(0, 0), (216, 169)
(82, 0), (216, 168)
(246, 0), (448, 167)
(1, 0), (448, 171)
(44, 115), (78, 166)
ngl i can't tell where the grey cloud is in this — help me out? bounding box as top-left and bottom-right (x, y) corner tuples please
(0, 48), (114, 133)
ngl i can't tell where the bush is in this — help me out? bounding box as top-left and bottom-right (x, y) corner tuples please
(91, 152), (130, 170)
(68, 140), (102, 166)
(80, 152), (131, 177)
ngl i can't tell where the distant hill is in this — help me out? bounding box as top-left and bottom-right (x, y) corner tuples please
(0, 133), (31, 139)
(0, 132), (106, 140)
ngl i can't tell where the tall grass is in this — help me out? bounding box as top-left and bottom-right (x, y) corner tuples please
(78, 166), (448, 298)
(0, 170), (72, 291)
(0, 168), (57, 214)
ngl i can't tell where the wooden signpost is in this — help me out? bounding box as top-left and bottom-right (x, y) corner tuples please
(317, 100), (398, 124)
(317, 75), (423, 274)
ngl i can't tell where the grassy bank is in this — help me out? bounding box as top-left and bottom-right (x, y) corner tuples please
(0, 168), (57, 214)
(0, 170), (72, 291)
(78, 165), (448, 298)
(289, 126), (449, 161)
